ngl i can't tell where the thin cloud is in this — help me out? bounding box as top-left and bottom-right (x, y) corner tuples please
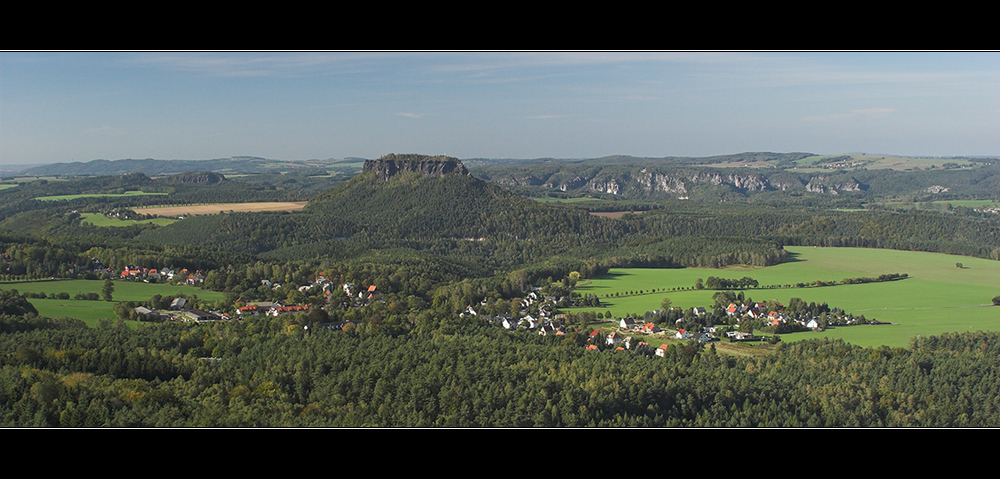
(803, 108), (897, 122)
(128, 52), (379, 78)
(84, 126), (125, 136)
(852, 108), (896, 115)
(396, 112), (424, 119)
(526, 114), (565, 120)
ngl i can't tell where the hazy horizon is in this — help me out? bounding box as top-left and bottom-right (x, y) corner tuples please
(4, 51), (998, 165)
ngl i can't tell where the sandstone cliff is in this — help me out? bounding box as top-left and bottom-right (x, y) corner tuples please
(363, 154), (470, 181)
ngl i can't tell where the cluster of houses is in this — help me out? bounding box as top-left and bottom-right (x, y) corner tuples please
(235, 302), (311, 317)
(723, 301), (871, 330)
(584, 325), (718, 358)
(587, 305), (762, 357)
(132, 296), (227, 323)
(78, 257), (208, 286)
(120, 273), (389, 326)
(283, 278), (382, 307)
(119, 265), (205, 285)
(476, 290), (566, 336)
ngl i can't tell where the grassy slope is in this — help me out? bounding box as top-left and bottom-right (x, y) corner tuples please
(567, 246), (1000, 348)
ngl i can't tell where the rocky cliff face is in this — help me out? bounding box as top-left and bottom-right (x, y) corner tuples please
(805, 176), (862, 195)
(483, 165), (867, 198)
(363, 155), (470, 181)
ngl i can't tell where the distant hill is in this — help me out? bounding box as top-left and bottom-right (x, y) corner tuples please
(17, 157), (349, 177)
(470, 153), (1000, 200)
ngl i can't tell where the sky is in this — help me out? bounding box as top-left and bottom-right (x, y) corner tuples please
(2, 51), (998, 165)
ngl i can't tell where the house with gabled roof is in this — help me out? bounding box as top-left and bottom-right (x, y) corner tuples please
(170, 297), (187, 310)
(502, 317), (519, 330)
(268, 305), (311, 316)
(538, 325), (557, 336)
(655, 343), (669, 357)
(520, 315), (540, 329)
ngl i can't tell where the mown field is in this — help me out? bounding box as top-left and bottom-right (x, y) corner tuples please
(0, 279), (226, 327)
(80, 213), (177, 227)
(135, 201), (308, 217)
(34, 191), (168, 201)
(877, 199), (1000, 212)
(793, 154), (984, 171)
(567, 246), (1000, 348)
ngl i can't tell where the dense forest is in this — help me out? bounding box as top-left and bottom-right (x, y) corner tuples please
(4, 315), (1000, 427)
(2, 153), (1000, 427)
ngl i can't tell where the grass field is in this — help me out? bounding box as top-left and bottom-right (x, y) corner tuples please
(794, 155), (984, 171)
(567, 246), (1000, 348)
(80, 213), (178, 227)
(588, 211), (646, 218)
(877, 199), (1000, 213)
(0, 279), (226, 327)
(532, 197), (606, 204)
(1, 279), (225, 303)
(28, 298), (117, 324)
(136, 201), (308, 217)
(34, 191), (168, 201)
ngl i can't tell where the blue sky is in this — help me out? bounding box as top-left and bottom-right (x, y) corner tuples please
(2, 51), (998, 165)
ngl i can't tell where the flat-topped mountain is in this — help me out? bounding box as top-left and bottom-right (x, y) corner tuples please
(363, 154), (470, 181)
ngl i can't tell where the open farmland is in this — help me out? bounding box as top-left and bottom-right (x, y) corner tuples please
(588, 211), (646, 219)
(80, 213), (177, 227)
(0, 279), (226, 327)
(136, 201), (308, 217)
(567, 246), (1000, 348)
(0, 278), (225, 303)
(27, 298), (117, 325)
(34, 191), (167, 201)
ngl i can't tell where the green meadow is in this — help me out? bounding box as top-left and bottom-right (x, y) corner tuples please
(879, 199), (1000, 212)
(568, 246), (1000, 348)
(80, 213), (177, 227)
(0, 279), (225, 327)
(531, 197), (606, 204)
(28, 298), (117, 324)
(1, 278), (223, 302)
(34, 191), (167, 201)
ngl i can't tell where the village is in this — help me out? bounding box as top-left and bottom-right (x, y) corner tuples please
(77, 256), (881, 354)
(451, 282), (882, 357)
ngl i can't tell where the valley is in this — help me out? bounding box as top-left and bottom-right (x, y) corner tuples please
(2, 152), (999, 427)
